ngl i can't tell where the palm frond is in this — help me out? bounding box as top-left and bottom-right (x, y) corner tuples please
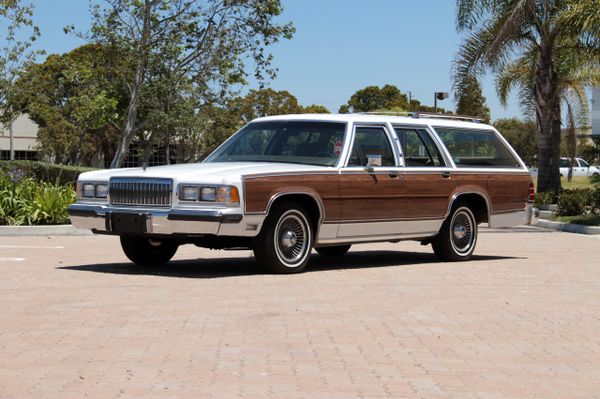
(487, 0), (536, 57)
(561, 83), (590, 128)
(557, 0), (600, 46)
(456, 0), (492, 31)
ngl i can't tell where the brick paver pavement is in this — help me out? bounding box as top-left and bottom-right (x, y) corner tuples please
(0, 227), (599, 398)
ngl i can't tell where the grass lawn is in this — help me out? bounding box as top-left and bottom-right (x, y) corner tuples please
(531, 175), (599, 192)
(560, 175), (600, 189)
(555, 214), (600, 226)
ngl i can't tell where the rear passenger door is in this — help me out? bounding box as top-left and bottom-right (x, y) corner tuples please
(337, 124), (406, 238)
(394, 126), (456, 220)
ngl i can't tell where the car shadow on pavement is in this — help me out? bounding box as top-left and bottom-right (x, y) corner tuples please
(57, 250), (523, 279)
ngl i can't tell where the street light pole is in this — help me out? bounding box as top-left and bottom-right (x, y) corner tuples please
(434, 92), (449, 114)
(9, 120), (14, 161)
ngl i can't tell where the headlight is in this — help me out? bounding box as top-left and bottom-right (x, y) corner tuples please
(95, 184), (108, 198)
(78, 182), (109, 200)
(179, 184), (239, 205)
(200, 187), (217, 201)
(82, 183), (95, 198)
(180, 185), (199, 201)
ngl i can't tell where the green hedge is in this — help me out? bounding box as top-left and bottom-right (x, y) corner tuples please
(535, 187), (600, 217)
(0, 175), (76, 226)
(0, 161), (94, 186)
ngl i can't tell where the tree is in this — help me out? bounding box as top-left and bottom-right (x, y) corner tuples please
(454, 0), (600, 193)
(229, 88), (303, 123)
(493, 118), (537, 166)
(494, 36), (599, 181)
(339, 84), (450, 114)
(86, 0), (294, 168)
(338, 84), (409, 113)
(0, 0), (40, 126)
(176, 88), (329, 162)
(455, 75), (490, 122)
(10, 44), (126, 165)
(302, 104), (330, 114)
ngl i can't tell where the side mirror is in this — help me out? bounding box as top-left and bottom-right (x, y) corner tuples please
(365, 154), (382, 170)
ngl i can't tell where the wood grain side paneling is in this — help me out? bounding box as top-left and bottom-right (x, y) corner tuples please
(339, 173), (406, 221)
(242, 170), (532, 226)
(243, 173), (341, 222)
(404, 173), (457, 219)
(451, 172), (531, 213)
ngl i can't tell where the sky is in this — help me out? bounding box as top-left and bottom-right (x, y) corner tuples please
(31, 0), (522, 121)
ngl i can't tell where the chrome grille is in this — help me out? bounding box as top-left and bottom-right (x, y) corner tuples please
(109, 178), (172, 207)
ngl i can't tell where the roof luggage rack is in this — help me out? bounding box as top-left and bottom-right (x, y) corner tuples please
(356, 111), (484, 123)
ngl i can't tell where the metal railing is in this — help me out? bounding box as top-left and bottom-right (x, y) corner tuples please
(355, 111), (484, 123)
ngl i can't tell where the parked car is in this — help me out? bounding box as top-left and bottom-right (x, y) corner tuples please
(559, 157), (600, 177)
(69, 113), (534, 273)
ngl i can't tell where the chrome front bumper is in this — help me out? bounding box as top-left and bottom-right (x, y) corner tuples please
(68, 203), (245, 236)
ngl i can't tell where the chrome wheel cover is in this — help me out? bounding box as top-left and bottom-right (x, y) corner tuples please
(450, 207), (476, 256)
(274, 210), (311, 267)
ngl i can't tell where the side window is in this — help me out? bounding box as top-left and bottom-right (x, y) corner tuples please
(395, 128), (445, 167)
(436, 128), (521, 168)
(578, 159), (589, 168)
(560, 159), (569, 168)
(347, 127), (395, 167)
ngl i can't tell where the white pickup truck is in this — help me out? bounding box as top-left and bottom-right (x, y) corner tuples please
(559, 157), (600, 178)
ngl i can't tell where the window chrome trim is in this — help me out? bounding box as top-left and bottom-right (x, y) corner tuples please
(343, 122), (401, 168)
(430, 125), (528, 171)
(391, 124), (452, 169)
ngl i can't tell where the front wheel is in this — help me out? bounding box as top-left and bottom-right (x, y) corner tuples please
(431, 205), (478, 261)
(120, 236), (179, 265)
(253, 202), (314, 274)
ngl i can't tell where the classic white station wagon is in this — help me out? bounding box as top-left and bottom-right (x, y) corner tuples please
(69, 113), (534, 273)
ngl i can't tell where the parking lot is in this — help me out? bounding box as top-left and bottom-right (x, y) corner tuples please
(1, 227), (600, 398)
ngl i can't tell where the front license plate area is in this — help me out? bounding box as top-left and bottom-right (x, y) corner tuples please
(110, 213), (149, 234)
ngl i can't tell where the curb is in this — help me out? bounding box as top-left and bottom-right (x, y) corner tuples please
(0, 225), (93, 237)
(534, 219), (600, 235)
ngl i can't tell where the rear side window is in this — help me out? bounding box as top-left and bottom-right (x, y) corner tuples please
(395, 128), (445, 167)
(435, 128), (521, 168)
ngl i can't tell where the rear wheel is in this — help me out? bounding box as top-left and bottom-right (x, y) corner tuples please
(432, 205), (477, 261)
(120, 236), (179, 265)
(253, 202), (313, 274)
(315, 245), (351, 257)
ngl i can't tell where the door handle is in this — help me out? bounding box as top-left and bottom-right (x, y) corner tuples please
(442, 171), (451, 178)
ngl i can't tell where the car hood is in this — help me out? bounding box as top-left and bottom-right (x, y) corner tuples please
(77, 162), (329, 185)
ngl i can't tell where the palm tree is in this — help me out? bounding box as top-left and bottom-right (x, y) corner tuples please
(453, 0), (600, 193)
(495, 39), (600, 181)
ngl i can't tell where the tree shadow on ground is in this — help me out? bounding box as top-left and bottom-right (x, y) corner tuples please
(57, 250), (524, 279)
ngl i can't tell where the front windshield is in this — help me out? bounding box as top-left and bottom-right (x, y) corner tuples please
(205, 121), (347, 167)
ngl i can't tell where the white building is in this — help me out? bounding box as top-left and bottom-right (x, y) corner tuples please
(593, 87), (600, 138)
(0, 114), (40, 160)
